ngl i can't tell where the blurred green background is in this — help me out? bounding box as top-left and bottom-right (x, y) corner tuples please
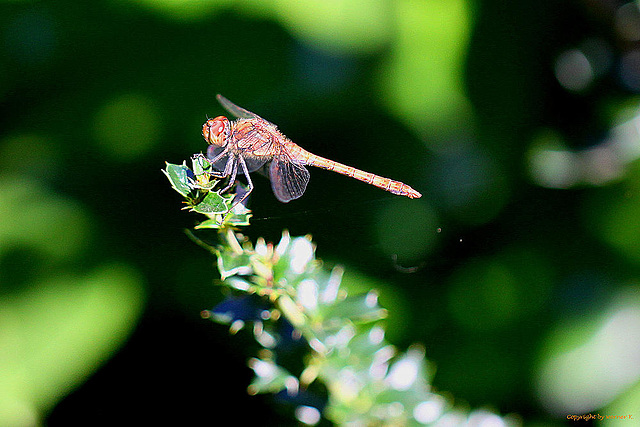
(2, 0), (640, 425)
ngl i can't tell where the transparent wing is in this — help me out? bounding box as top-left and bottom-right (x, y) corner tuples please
(217, 94), (271, 122)
(244, 157), (269, 173)
(269, 157), (310, 203)
(208, 145), (267, 175)
(207, 145), (230, 172)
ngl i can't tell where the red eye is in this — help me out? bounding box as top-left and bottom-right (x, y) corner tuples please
(202, 116), (228, 144)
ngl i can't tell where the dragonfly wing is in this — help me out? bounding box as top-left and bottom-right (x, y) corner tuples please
(207, 145), (230, 172)
(269, 157), (310, 203)
(217, 94), (268, 121)
(243, 157), (269, 173)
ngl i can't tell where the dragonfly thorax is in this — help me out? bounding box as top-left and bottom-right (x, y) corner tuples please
(202, 116), (230, 147)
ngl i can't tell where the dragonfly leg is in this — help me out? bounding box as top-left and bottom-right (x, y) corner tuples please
(205, 148), (233, 179)
(235, 156), (254, 207)
(219, 157), (238, 193)
(220, 156), (253, 223)
(208, 146), (229, 164)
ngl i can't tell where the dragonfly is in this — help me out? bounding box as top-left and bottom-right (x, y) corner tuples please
(202, 94), (422, 209)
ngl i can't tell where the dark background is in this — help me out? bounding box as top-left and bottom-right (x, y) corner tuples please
(1, 0), (639, 425)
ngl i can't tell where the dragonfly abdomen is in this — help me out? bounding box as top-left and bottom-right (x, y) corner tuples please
(300, 150), (422, 199)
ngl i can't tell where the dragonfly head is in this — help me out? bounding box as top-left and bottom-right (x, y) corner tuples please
(202, 116), (230, 147)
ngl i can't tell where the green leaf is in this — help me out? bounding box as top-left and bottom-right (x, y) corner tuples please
(171, 194), (515, 425)
(191, 154), (212, 176)
(191, 192), (231, 215)
(163, 162), (192, 197)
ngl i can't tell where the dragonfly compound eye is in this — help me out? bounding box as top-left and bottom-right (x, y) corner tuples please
(202, 116), (229, 146)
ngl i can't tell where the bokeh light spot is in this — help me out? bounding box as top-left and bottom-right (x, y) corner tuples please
(583, 165), (640, 262)
(605, 376), (640, 422)
(528, 129), (578, 189)
(536, 289), (640, 414)
(555, 49), (593, 92)
(0, 177), (90, 261)
(529, 108), (640, 188)
(385, 346), (426, 391)
(0, 263), (144, 422)
(609, 100), (640, 161)
(553, 39), (612, 93)
(620, 49), (640, 92)
(274, 0), (392, 55)
(379, 0), (472, 133)
(615, 2), (640, 41)
(0, 399), (38, 427)
(413, 396), (445, 424)
(580, 38), (613, 79)
(529, 148), (578, 189)
(467, 411), (509, 427)
(295, 405), (321, 425)
(93, 93), (161, 162)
